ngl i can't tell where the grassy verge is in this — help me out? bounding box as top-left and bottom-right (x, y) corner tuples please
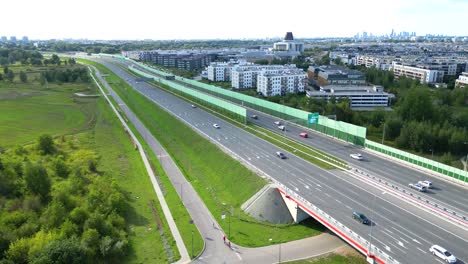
(82, 59), (325, 247)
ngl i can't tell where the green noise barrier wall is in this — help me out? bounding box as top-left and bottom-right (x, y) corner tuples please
(127, 60), (367, 146)
(128, 66), (247, 122)
(365, 140), (468, 183)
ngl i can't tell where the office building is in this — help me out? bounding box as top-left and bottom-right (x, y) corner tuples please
(391, 62), (444, 83)
(257, 69), (307, 96)
(306, 85), (393, 108)
(308, 65), (366, 86)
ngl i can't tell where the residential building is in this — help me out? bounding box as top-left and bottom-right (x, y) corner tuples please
(356, 55), (393, 70)
(455, 72), (468, 88)
(231, 64), (298, 89)
(257, 69), (307, 96)
(391, 62), (444, 83)
(306, 85), (393, 108)
(308, 65), (366, 86)
(273, 32), (304, 53)
(136, 50), (217, 71)
(206, 61), (248, 82)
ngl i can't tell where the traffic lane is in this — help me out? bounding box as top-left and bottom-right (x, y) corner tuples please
(100, 58), (466, 262)
(102, 58), (468, 218)
(248, 109), (468, 213)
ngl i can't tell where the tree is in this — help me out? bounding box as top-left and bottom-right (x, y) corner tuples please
(6, 70), (14, 82)
(37, 134), (55, 155)
(19, 71), (27, 82)
(398, 88), (433, 122)
(3, 66), (8, 74)
(31, 238), (85, 264)
(24, 163), (51, 200)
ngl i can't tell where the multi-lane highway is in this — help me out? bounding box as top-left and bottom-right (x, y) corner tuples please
(95, 57), (468, 264)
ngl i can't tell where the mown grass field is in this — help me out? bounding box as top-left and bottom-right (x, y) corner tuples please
(0, 69), (177, 263)
(83, 59), (324, 247)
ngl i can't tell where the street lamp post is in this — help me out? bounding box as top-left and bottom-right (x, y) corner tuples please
(191, 230), (194, 258)
(381, 122), (386, 145)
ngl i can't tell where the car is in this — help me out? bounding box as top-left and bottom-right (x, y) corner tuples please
(418, 180), (433, 189)
(409, 183), (427, 192)
(191, 104), (197, 108)
(251, 115), (258, 119)
(276, 151), (286, 159)
(274, 121), (281, 125)
(278, 125), (285, 131)
(352, 211), (370, 225)
(213, 124), (220, 129)
(350, 153), (363, 160)
(429, 245), (457, 263)
(299, 132), (308, 138)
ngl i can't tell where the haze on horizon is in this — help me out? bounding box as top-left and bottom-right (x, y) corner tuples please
(2, 0), (467, 40)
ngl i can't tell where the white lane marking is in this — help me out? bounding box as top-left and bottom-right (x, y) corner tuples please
(385, 228), (394, 234)
(235, 252), (242, 260)
(316, 184), (322, 188)
(412, 239), (421, 245)
(305, 185), (309, 189)
(398, 236), (409, 244)
(382, 191), (387, 195)
(295, 187), (299, 191)
(324, 193), (331, 198)
(398, 241), (405, 248)
(417, 247), (426, 254)
(345, 205), (352, 210)
(247, 157), (251, 161)
(335, 199), (342, 204)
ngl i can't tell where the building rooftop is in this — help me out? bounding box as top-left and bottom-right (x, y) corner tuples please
(284, 32), (294, 41)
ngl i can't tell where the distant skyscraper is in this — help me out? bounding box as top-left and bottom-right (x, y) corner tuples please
(9, 36), (17, 43)
(362, 31), (368, 39)
(390, 29), (395, 38)
(0, 36), (7, 43)
(22, 36), (29, 43)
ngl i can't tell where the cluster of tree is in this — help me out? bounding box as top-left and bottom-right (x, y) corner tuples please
(0, 48), (43, 66)
(254, 56), (310, 71)
(40, 67), (89, 83)
(1, 66), (15, 82)
(0, 134), (129, 263)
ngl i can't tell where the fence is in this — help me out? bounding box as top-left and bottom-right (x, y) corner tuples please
(365, 140), (468, 184)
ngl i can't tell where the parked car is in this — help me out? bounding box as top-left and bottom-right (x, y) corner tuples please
(429, 245), (457, 263)
(274, 121), (281, 125)
(409, 183), (427, 192)
(299, 133), (308, 138)
(251, 115), (258, 119)
(418, 180), (433, 189)
(352, 211), (370, 225)
(213, 123), (220, 129)
(350, 153), (363, 160)
(278, 125), (285, 131)
(276, 151), (286, 159)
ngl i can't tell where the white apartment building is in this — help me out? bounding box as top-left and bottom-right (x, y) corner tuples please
(273, 32), (304, 53)
(231, 64), (297, 89)
(356, 55), (392, 70)
(206, 62), (238, 82)
(391, 62), (444, 83)
(455, 72), (468, 88)
(306, 85), (393, 108)
(257, 69), (307, 96)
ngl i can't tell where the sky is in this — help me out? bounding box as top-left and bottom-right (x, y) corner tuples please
(1, 0), (467, 40)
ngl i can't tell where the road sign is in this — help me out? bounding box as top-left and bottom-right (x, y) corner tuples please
(308, 113), (319, 124)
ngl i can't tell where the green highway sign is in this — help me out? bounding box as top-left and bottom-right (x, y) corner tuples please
(308, 113), (319, 124)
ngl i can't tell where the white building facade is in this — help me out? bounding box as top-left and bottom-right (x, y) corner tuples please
(206, 62), (237, 82)
(306, 85), (392, 108)
(257, 70), (307, 96)
(231, 64), (297, 89)
(455, 72), (468, 88)
(391, 62), (444, 83)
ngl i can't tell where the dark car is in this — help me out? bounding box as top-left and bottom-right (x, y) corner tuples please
(352, 211), (370, 224)
(276, 151), (286, 159)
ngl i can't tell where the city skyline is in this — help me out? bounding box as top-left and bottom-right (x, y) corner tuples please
(1, 0), (467, 40)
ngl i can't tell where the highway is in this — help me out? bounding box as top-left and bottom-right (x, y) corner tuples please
(95, 57), (468, 264)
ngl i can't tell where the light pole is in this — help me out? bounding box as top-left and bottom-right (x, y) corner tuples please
(191, 230), (194, 258)
(429, 148), (434, 159)
(368, 195), (377, 260)
(381, 122), (386, 145)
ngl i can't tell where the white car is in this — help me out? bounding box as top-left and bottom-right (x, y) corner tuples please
(409, 183), (427, 192)
(418, 180), (433, 189)
(350, 153), (363, 160)
(278, 125), (285, 131)
(430, 245), (457, 263)
(191, 104), (197, 108)
(213, 124), (220, 129)
(274, 121), (281, 125)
